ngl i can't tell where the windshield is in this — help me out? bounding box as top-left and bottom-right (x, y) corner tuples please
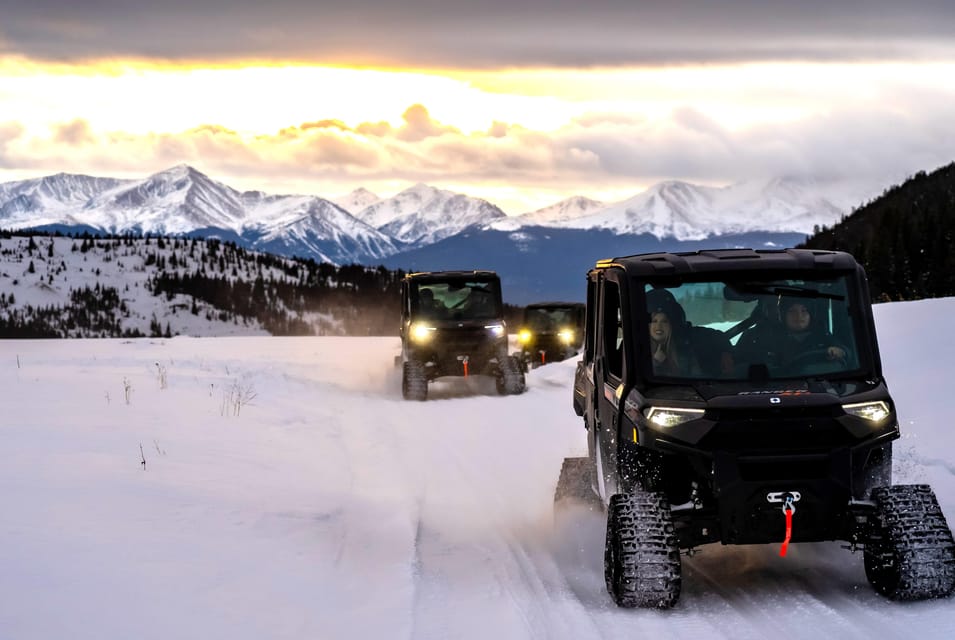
(524, 307), (577, 331)
(413, 278), (502, 321)
(639, 275), (864, 382)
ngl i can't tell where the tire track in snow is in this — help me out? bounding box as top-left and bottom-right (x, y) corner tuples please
(405, 404), (604, 640)
(677, 542), (924, 640)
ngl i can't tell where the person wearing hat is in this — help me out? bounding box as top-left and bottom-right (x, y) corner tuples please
(646, 289), (701, 376)
(776, 299), (847, 362)
(743, 297), (847, 369)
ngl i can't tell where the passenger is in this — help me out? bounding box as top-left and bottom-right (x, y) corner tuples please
(464, 288), (495, 317)
(646, 289), (700, 376)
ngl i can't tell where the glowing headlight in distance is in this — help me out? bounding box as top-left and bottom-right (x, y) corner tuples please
(485, 324), (505, 337)
(842, 401), (890, 423)
(558, 328), (574, 344)
(411, 323), (436, 342)
(518, 329), (532, 343)
(643, 406), (705, 428)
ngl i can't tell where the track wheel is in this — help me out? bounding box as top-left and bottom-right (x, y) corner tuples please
(604, 492), (681, 608)
(864, 484), (955, 600)
(402, 360), (428, 401)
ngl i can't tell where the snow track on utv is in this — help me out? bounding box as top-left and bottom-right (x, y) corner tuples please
(496, 355), (525, 395)
(604, 492), (681, 608)
(553, 457), (599, 510)
(864, 484), (955, 600)
(402, 360), (428, 401)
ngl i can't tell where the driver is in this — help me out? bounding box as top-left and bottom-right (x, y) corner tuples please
(418, 288), (445, 317)
(756, 299), (847, 366)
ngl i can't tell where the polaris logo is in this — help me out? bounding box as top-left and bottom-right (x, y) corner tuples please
(738, 389), (809, 397)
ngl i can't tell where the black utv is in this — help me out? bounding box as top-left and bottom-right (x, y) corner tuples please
(562, 248), (954, 608)
(399, 270), (525, 400)
(515, 302), (585, 369)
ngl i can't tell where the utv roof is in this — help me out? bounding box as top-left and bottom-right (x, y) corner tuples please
(594, 248), (860, 277)
(404, 270), (499, 280)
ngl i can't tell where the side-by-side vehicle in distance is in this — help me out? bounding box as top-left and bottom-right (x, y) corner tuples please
(399, 270), (525, 400)
(515, 301), (585, 369)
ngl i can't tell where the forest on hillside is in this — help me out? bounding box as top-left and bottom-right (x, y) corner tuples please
(0, 231), (524, 338)
(800, 162), (955, 301)
(0, 231), (401, 338)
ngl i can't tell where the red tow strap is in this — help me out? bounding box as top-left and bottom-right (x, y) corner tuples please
(780, 504), (794, 557)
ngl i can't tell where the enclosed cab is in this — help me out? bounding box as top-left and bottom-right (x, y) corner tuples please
(515, 301), (585, 368)
(567, 248), (954, 607)
(399, 270), (524, 400)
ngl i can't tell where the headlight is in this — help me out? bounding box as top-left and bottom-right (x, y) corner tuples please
(643, 406), (705, 428)
(843, 401), (890, 423)
(411, 323), (436, 342)
(485, 324), (505, 337)
(518, 329), (532, 343)
(558, 328), (574, 344)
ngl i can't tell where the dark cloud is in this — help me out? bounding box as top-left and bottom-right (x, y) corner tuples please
(3, 1), (955, 66)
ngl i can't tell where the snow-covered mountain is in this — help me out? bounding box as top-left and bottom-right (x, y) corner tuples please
(551, 179), (856, 241)
(0, 165), (397, 263)
(0, 172), (129, 228)
(332, 187), (380, 214)
(356, 183), (508, 245)
(490, 195), (606, 231)
(0, 165), (871, 268)
(82, 165), (249, 233)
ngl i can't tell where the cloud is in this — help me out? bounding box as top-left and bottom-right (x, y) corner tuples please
(52, 119), (96, 145)
(396, 105), (459, 142)
(5, 1), (955, 67)
(0, 122), (25, 167)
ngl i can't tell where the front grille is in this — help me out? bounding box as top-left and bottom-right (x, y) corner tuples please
(737, 455), (830, 481)
(435, 327), (497, 353)
(701, 407), (850, 453)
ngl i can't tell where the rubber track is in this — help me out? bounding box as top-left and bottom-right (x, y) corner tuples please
(402, 360), (428, 401)
(865, 484), (955, 600)
(605, 491), (682, 608)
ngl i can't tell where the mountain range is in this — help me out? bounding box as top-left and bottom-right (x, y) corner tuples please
(0, 165), (870, 302)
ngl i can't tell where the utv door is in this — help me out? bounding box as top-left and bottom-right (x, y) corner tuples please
(593, 270), (628, 500)
(575, 276), (600, 493)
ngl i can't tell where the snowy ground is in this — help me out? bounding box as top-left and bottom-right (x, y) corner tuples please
(2, 298), (955, 640)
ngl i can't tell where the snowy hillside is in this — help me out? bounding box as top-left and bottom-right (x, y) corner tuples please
(1, 297), (954, 639)
(0, 233), (400, 337)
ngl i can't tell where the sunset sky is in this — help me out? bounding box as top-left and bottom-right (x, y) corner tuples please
(2, 1), (955, 214)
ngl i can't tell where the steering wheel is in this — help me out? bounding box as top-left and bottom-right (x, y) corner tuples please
(783, 347), (846, 373)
